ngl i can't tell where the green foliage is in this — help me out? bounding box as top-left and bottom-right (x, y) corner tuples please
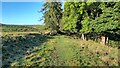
(60, 2), (120, 47)
(41, 2), (120, 36)
(62, 2), (120, 34)
(80, 17), (90, 33)
(62, 2), (95, 33)
(89, 2), (120, 33)
(41, 2), (62, 32)
(62, 2), (86, 32)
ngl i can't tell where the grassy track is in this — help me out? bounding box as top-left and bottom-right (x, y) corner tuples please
(53, 36), (79, 66)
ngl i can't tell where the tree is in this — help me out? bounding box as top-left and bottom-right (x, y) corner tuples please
(41, 2), (62, 32)
(80, 2), (103, 40)
(62, 2), (91, 33)
(62, 2), (99, 39)
(89, 2), (120, 44)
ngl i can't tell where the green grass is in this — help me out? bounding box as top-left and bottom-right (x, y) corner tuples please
(2, 32), (40, 36)
(1, 24), (45, 32)
(2, 34), (118, 67)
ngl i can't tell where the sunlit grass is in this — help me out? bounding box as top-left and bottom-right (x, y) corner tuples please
(2, 34), (118, 67)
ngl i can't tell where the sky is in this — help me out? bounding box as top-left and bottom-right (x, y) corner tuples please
(2, 2), (45, 25)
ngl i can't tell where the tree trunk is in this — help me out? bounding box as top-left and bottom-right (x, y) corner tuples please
(101, 36), (105, 45)
(86, 35), (88, 41)
(105, 36), (109, 45)
(100, 34), (109, 45)
(81, 34), (85, 40)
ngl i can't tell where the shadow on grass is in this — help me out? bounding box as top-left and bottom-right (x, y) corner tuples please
(2, 33), (53, 68)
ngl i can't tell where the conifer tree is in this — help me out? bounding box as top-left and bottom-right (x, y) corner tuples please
(41, 2), (62, 32)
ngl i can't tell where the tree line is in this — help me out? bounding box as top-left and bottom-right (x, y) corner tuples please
(40, 2), (120, 46)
